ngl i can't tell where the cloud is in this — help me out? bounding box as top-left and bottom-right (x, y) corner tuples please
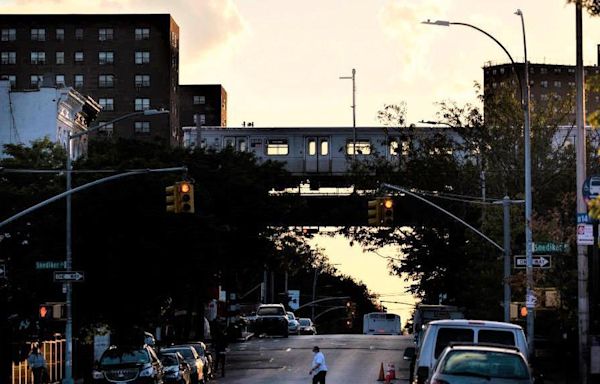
(378, 0), (447, 80)
(1, 0), (247, 62)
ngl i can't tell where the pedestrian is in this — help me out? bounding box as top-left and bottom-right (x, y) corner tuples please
(27, 345), (46, 384)
(309, 345), (327, 384)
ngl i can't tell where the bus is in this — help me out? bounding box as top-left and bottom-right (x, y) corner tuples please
(362, 312), (401, 335)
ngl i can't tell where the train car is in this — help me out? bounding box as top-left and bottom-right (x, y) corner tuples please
(183, 126), (459, 176)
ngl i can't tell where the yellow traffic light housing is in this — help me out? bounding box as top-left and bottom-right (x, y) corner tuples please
(176, 181), (195, 213)
(368, 199), (381, 226)
(165, 184), (177, 213)
(381, 197), (394, 226)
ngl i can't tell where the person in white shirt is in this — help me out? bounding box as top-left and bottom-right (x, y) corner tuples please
(309, 345), (327, 384)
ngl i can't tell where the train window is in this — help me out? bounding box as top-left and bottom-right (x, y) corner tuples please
(308, 139), (317, 156)
(346, 140), (371, 155)
(267, 139), (289, 155)
(390, 141), (399, 156)
(238, 139), (247, 152)
(224, 138), (235, 147)
(320, 140), (329, 155)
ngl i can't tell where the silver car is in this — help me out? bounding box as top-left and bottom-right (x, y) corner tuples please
(428, 344), (532, 384)
(287, 312), (299, 335)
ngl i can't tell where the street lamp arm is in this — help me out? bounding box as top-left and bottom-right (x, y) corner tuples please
(381, 183), (504, 252)
(313, 306), (347, 321)
(0, 166), (187, 229)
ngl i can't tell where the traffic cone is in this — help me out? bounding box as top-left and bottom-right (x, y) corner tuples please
(388, 362), (396, 380)
(384, 372), (391, 384)
(377, 362), (385, 381)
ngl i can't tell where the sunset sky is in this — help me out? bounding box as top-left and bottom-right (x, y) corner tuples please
(4, 0), (599, 322)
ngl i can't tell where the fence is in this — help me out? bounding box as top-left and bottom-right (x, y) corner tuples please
(12, 340), (65, 384)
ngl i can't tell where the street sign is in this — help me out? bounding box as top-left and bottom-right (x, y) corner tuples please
(0, 263), (5, 278)
(514, 255), (552, 269)
(577, 224), (594, 245)
(288, 289), (300, 310)
(532, 242), (569, 254)
(36, 261), (67, 270)
(53, 271), (85, 282)
(526, 292), (537, 308)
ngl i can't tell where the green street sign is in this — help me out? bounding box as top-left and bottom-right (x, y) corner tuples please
(36, 261), (66, 270)
(532, 242), (569, 254)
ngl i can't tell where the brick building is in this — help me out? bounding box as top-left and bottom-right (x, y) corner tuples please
(179, 84), (227, 128)
(0, 14), (180, 145)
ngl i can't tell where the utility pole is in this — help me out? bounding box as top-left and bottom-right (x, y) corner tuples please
(575, 2), (590, 382)
(339, 68), (356, 159)
(503, 196), (511, 323)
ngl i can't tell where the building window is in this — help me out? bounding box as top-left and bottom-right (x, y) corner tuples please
(540, 80), (548, 88)
(554, 67), (562, 73)
(1, 75), (16, 88)
(74, 74), (84, 88)
(193, 95), (206, 105)
(193, 114), (206, 125)
(135, 28), (150, 40)
(540, 94), (549, 101)
(56, 28), (65, 41)
(1, 28), (16, 41)
(492, 69), (497, 75)
(529, 80), (534, 86)
(30, 75), (43, 87)
(55, 75), (65, 86)
(98, 98), (114, 111)
(98, 74), (115, 88)
(98, 51), (114, 65)
(135, 51), (150, 64)
(529, 67), (535, 74)
(134, 74), (150, 87)
(569, 81), (576, 87)
(346, 140), (371, 155)
(134, 98), (150, 111)
(98, 28), (114, 41)
(75, 28), (83, 40)
(266, 139), (289, 155)
(568, 68), (575, 73)
(56, 51), (64, 65)
(74, 51), (84, 63)
(134, 121), (150, 133)
(30, 52), (46, 65)
(554, 81), (562, 88)
(30, 28), (46, 41)
(499, 68), (505, 74)
(540, 67), (548, 74)
(1, 52), (16, 65)
(97, 121), (113, 135)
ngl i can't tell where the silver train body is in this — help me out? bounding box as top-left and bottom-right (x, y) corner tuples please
(182, 126), (461, 175)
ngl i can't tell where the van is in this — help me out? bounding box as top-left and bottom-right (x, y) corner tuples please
(405, 319), (528, 384)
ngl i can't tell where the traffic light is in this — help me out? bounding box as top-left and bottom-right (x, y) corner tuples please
(381, 197), (394, 226)
(368, 199), (381, 226)
(39, 304), (52, 319)
(518, 303), (528, 319)
(165, 184), (177, 213)
(176, 181), (195, 213)
(165, 181), (195, 214)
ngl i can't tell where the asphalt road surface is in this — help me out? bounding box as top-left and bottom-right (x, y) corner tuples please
(212, 333), (413, 384)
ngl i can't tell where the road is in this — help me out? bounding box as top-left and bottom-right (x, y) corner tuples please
(212, 334), (413, 384)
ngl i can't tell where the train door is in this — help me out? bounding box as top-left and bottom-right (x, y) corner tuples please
(304, 136), (331, 173)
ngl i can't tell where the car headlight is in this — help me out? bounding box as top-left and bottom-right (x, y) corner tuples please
(92, 370), (104, 380)
(139, 366), (154, 377)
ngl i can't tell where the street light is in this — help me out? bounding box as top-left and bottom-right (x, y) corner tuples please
(63, 108), (168, 384)
(312, 263), (341, 320)
(422, 13), (534, 356)
(339, 69), (356, 159)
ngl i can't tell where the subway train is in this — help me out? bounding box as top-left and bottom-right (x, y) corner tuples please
(183, 126), (459, 175)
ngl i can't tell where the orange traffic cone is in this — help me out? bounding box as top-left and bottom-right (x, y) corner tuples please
(384, 372), (391, 384)
(377, 363), (385, 381)
(388, 362), (396, 380)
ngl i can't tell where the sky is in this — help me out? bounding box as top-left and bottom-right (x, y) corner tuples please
(3, 0), (599, 323)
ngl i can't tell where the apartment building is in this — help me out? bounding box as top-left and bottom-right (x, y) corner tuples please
(0, 14), (180, 145)
(179, 84), (227, 128)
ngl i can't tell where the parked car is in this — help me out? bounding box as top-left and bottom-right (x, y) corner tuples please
(159, 352), (191, 384)
(92, 345), (164, 384)
(287, 312), (300, 335)
(160, 346), (204, 384)
(429, 343), (533, 383)
(254, 303), (289, 337)
(184, 342), (213, 380)
(405, 319), (528, 384)
(298, 318), (317, 335)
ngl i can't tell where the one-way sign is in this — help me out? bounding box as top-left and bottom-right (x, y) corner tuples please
(54, 271), (85, 282)
(514, 255), (552, 269)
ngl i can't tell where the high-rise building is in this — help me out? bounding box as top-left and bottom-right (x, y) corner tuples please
(0, 14), (180, 145)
